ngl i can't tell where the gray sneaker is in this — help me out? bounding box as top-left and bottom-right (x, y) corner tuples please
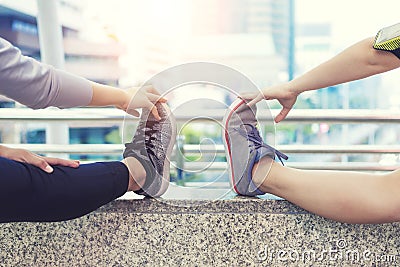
(124, 102), (176, 197)
(223, 98), (288, 196)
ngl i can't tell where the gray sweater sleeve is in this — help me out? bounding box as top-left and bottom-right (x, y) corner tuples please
(0, 37), (93, 109)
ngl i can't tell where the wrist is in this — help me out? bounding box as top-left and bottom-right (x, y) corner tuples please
(115, 89), (129, 110)
(287, 80), (302, 95)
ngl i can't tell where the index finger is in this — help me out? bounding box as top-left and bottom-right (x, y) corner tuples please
(43, 157), (80, 168)
(274, 107), (291, 123)
(145, 100), (161, 120)
(146, 93), (167, 103)
(247, 93), (264, 107)
(143, 85), (161, 96)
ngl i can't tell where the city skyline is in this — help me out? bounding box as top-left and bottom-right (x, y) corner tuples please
(81, 0), (400, 89)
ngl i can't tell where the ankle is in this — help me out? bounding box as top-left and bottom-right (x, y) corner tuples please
(259, 161), (287, 195)
(251, 157), (273, 189)
(122, 158), (146, 191)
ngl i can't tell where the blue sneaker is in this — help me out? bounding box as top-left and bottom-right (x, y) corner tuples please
(223, 99), (288, 196)
(124, 102), (176, 197)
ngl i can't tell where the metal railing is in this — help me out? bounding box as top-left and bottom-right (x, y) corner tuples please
(1, 108), (400, 172)
(1, 108), (400, 123)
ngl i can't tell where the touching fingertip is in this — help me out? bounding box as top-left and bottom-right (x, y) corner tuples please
(45, 165), (54, 173)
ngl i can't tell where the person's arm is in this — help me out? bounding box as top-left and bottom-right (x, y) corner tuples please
(0, 37), (165, 170)
(246, 37), (400, 123)
(0, 37), (164, 119)
(288, 37), (400, 95)
(89, 83), (166, 120)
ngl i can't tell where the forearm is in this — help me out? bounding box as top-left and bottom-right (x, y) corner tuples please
(289, 37), (400, 95)
(88, 82), (128, 109)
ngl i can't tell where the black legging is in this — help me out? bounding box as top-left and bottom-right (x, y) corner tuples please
(0, 156), (129, 223)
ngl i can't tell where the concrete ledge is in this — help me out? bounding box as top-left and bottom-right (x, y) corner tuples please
(1, 196), (399, 266)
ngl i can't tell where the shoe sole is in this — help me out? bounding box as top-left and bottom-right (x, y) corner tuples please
(222, 98), (246, 195)
(154, 103), (177, 197)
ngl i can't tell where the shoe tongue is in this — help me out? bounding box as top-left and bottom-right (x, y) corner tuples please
(254, 146), (275, 163)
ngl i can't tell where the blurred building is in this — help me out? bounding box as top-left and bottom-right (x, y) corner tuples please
(0, 0), (124, 86)
(0, 0), (123, 157)
(293, 22), (385, 152)
(296, 22), (381, 109)
(138, 0), (292, 90)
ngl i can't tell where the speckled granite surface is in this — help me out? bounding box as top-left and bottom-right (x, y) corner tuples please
(0, 197), (399, 267)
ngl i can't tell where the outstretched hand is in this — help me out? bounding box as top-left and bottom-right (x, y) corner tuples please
(117, 85), (167, 120)
(241, 84), (298, 123)
(0, 145), (79, 173)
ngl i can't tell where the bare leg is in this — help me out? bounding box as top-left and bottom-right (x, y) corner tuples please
(252, 157), (400, 224)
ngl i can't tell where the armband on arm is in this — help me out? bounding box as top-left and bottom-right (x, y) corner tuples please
(373, 23), (400, 59)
